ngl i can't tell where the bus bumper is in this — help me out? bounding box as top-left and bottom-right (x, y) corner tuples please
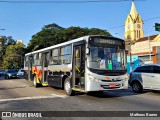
(85, 76), (128, 92)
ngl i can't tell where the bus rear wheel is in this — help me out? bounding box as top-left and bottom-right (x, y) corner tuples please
(64, 77), (75, 96)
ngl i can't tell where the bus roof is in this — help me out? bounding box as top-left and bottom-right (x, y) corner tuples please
(25, 36), (86, 56)
(25, 35), (124, 56)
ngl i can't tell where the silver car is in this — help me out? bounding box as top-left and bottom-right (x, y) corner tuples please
(129, 64), (160, 93)
(17, 69), (24, 78)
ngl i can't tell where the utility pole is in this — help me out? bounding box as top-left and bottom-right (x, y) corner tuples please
(147, 26), (155, 64)
(147, 35), (152, 64)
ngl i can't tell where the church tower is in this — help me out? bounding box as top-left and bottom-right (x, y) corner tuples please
(124, 0), (144, 43)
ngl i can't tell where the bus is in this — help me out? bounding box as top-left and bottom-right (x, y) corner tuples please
(24, 35), (128, 96)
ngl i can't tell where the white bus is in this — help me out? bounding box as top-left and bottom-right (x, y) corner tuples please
(24, 35), (128, 96)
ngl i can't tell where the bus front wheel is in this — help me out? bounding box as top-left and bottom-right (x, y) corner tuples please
(64, 77), (75, 96)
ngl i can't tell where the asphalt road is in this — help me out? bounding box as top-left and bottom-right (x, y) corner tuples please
(0, 77), (160, 120)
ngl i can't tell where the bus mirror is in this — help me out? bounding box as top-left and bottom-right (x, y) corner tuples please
(86, 48), (90, 55)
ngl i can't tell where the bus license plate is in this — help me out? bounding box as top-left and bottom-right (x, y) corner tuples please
(109, 84), (116, 88)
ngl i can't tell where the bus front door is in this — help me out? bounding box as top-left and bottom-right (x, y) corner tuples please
(73, 45), (85, 89)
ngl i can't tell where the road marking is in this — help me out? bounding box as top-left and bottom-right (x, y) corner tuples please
(0, 94), (67, 102)
(51, 94), (67, 98)
(9, 81), (13, 82)
(22, 85), (27, 87)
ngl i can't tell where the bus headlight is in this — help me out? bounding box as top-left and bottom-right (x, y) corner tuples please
(88, 75), (100, 83)
(93, 78), (100, 83)
(125, 75), (129, 81)
(88, 76), (94, 80)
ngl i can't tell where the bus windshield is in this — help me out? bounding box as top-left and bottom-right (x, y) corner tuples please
(88, 46), (125, 70)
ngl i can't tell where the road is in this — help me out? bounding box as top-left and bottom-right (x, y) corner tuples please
(0, 76), (160, 120)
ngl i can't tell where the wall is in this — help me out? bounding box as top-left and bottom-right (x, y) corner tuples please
(131, 39), (160, 54)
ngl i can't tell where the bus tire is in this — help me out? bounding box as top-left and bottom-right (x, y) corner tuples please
(64, 77), (75, 96)
(33, 76), (39, 88)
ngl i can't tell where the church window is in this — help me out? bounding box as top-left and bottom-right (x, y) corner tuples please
(127, 35), (131, 40)
(134, 31), (136, 39)
(137, 17), (139, 22)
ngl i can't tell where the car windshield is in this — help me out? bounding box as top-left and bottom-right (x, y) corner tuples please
(88, 46), (125, 70)
(19, 70), (24, 72)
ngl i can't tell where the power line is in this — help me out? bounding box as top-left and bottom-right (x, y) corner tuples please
(0, 0), (146, 3)
(108, 16), (160, 30)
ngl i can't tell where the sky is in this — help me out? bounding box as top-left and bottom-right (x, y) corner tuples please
(0, 0), (160, 45)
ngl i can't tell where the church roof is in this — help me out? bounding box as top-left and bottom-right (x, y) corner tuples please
(136, 34), (158, 43)
(130, 1), (138, 20)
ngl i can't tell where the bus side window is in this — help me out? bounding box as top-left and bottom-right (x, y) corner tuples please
(25, 56), (28, 67)
(75, 48), (80, 67)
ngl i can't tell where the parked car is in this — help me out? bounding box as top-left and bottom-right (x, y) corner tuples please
(4, 69), (18, 79)
(0, 70), (6, 77)
(17, 69), (24, 78)
(129, 64), (160, 93)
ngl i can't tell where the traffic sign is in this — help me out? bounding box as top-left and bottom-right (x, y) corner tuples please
(155, 23), (160, 32)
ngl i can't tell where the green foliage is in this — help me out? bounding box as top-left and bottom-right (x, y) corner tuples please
(0, 36), (17, 69)
(1, 23), (111, 69)
(1, 37), (25, 69)
(26, 23), (112, 52)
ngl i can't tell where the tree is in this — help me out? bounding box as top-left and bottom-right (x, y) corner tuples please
(26, 23), (64, 52)
(2, 42), (25, 69)
(26, 23), (112, 52)
(0, 36), (16, 69)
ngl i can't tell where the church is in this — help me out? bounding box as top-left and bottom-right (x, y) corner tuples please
(124, 0), (160, 72)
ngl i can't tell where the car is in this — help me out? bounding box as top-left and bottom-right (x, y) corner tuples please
(4, 69), (18, 79)
(17, 69), (24, 78)
(129, 64), (160, 93)
(0, 70), (6, 77)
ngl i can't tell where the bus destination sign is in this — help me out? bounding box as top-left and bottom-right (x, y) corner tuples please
(93, 38), (123, 45)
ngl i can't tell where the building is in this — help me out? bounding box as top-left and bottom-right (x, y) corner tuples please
(124, 1), (160, 73)
(16, 40), (23, 44)
(124, 0), (144, 43)
(131, 34), (160, 64)
(126, 34), (160, 73)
